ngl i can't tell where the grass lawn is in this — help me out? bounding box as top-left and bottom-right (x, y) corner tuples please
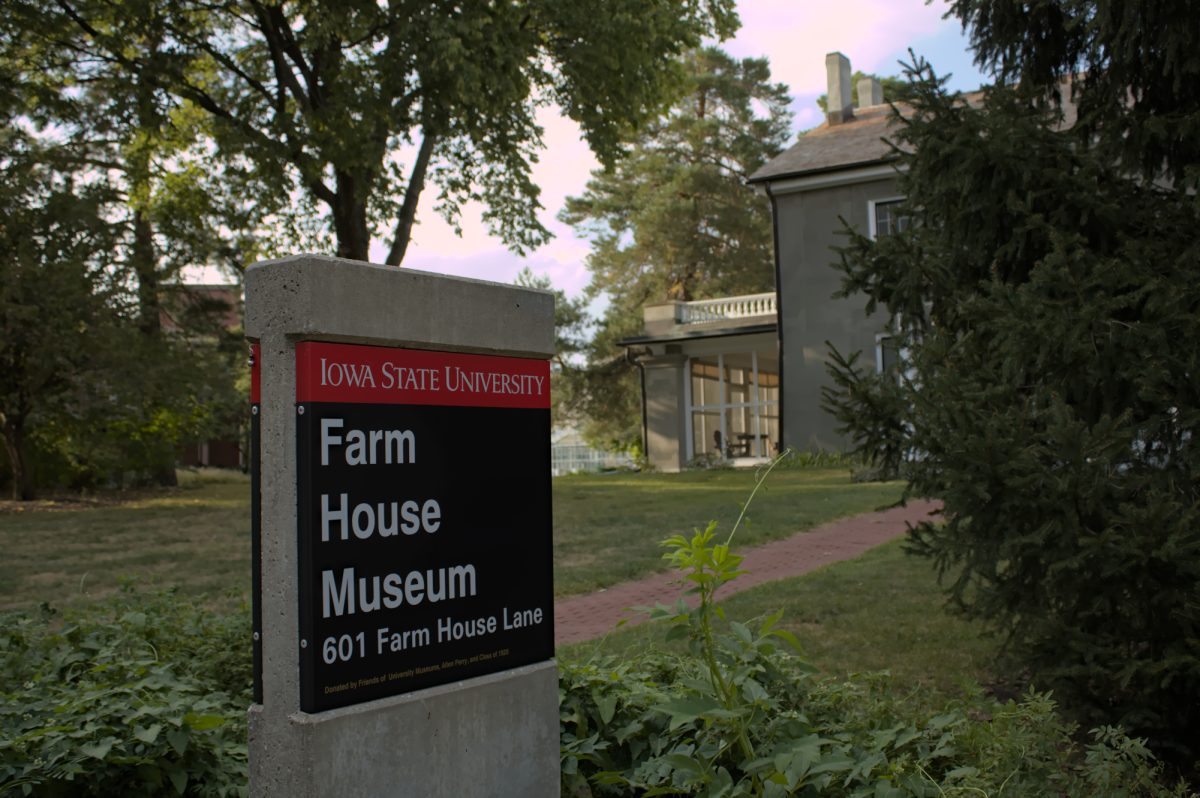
(0, 465), (903, 609)
(559, 538), (997, 707)
(0, 469), (253, 611)
(551, 466), (902, 595)
(1, 465), (999, 722)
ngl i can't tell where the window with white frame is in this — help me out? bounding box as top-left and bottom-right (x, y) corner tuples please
(688, 351), (780, 460)
(875, 333), (900, 375)
(870, 198), (911, 239)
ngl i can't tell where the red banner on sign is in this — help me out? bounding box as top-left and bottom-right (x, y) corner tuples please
(295, 341), (550, 409)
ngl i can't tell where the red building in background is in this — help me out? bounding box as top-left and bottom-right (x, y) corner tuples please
(162, 284), (246, 469)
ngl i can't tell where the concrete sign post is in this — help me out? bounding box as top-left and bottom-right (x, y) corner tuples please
(245, 255), (559, 797)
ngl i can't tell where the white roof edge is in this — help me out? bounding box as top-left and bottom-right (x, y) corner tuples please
(766, 163), (907, 195)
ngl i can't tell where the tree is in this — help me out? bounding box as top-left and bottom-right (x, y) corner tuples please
(514, 268), (590, 370)
(0, 144), (120, 500)
(21, 0), (737, 265)
(952, 0), (1200, 190)
(560, 46), (791, 450)
(823, 35), (1200, 765)
(513, 267), (591, 429)
(4, 2), (262, 486)
(0, 142), (248, 498)
(6, 4), (258, 293)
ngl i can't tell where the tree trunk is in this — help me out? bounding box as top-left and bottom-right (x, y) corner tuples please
(1, 414), (35, 501)
(333, 173), (372, 261)
(130, 201), (177, 489)
(129, 62), (177, 488)
(386, 132), (437, 266)
(133, 209), (162, 335)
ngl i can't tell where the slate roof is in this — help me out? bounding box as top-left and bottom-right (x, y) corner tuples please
(751, 84), (1078, 185)
(748, 102), (907, 184)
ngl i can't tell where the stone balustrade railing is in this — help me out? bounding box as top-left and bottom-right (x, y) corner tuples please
(677, 292), (776, 324)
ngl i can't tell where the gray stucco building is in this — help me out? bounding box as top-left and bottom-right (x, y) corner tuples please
(622, 53), (908, 471)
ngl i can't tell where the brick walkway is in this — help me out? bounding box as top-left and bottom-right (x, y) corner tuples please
(553, 499), (942, 646)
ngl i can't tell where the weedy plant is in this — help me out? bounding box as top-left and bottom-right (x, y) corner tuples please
(647, 452), (803, 786)
(559, 454), (1195, 797)
(0, 587), (250, 797)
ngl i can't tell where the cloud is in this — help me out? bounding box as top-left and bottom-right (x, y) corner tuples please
(401, 246), (593, 298)
(728, 0), (951, 91)
(369, 1), (976, 295)
(724, 0), (961, 125)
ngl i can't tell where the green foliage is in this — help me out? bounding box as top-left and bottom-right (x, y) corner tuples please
(514, 268), (594, 429)
(563, 46), (790, 304)
(1, 8), (251, 497)
(0, 138), (120, 499)
(820, 347), (910, 479)
(560, 476), (1194, 796)
(824, 50), (1200, 764)
(555, 313), (645, 453)
(2, 0), (258, 282)
(10, 0), (737, 263)
(560, 46), (790, 450)
(951, 0), (1200, 190)
(0, 590), (251, 796)
(777, 450), (857, 469)
(3, 322), (247, 495)
(1, 582), (1188, 798)
(514, 268), (591, 367)
(563, 654), (1194, 798)
(0, 487), (1190, 795)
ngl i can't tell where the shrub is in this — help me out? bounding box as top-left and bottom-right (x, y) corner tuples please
(0, 589), (251, 797)
(562, 651), (1194, 797)
(560, 465), (1195, 796)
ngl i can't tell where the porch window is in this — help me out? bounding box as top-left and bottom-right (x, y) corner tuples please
(688, 351), (780, 460)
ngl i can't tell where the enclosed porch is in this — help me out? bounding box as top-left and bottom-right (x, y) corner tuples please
(620, 293), (780, 473)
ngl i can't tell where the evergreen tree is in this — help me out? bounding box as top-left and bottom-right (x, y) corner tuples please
(952, 0), (1200, 189)
(560, 46), (791, 450)
(824, 38), (1200, 765)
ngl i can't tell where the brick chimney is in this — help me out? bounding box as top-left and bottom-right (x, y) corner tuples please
(857, 75), (883, 107)
(825, 52), (853, 125)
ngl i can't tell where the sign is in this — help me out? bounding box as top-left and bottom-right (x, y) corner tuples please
(294, 341), (554, 712)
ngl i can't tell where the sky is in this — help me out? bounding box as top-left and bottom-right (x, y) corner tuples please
(201, 2), (991, 295)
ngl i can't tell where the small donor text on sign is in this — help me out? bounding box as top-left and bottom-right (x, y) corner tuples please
(294, 342), (554, 712)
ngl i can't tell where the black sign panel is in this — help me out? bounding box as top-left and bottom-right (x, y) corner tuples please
(293, 342), (553, 712)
